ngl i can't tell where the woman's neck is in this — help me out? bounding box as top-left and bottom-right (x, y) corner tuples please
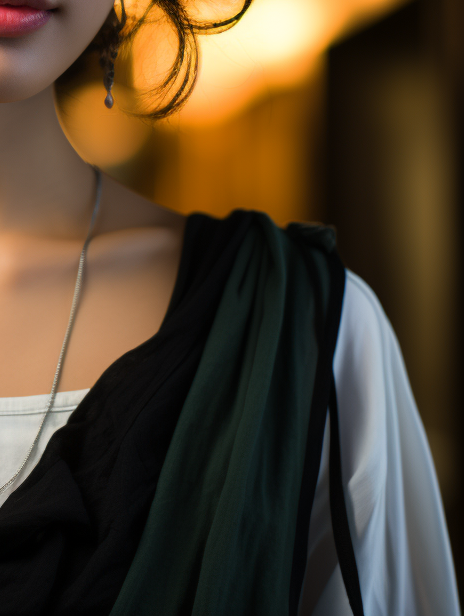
(0, 83), (96, 243)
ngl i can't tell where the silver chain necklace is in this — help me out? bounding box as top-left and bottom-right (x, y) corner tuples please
(0, 165), (103, 496)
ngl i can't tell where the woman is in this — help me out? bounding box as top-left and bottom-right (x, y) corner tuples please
(0, 1), (460, 615)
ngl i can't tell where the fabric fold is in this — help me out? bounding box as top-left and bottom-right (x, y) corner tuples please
(0, 209), (357, 616)
(0, 209), (253, 616)
(109, 213), (350, 616)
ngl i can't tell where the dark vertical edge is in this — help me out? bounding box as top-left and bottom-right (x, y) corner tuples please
(288, 246), (351, 615)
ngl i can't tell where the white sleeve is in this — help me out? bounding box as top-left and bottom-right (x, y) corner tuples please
(298, 270), (462, 616)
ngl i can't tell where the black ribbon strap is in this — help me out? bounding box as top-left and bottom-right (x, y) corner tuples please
(329, 368), (365, 616)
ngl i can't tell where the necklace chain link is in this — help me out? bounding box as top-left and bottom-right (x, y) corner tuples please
(0, 166), (103, 496)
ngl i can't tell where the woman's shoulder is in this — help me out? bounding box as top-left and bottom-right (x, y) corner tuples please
(336, 268), (410, 401)
(334, 269), (395, 511)
(324, 268), (461, 616)
(340, 269), (393, 346)
(335, 268), (403, 489)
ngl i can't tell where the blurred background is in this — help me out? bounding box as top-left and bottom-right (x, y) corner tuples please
(55, 0), (463, 604)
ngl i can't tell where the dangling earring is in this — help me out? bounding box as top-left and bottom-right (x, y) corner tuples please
(98, 2), (127, 109)
(99, 9), (121, 110)
(100, 39), (119, 109)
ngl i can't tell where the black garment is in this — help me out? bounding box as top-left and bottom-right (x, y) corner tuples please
(0, 211), (251, 615)
(0, 210), (363, 616)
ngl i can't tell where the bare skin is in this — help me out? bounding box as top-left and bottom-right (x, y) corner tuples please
(0, 1), (187, 396)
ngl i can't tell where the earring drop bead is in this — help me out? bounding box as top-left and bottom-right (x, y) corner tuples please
(100, 13), (120, 109)
(104, 91), (114, 109)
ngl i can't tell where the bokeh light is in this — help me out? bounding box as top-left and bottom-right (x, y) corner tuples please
(125, 0), (410, 125)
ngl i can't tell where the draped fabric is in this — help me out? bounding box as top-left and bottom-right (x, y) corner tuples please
(0, 210), (362, 616)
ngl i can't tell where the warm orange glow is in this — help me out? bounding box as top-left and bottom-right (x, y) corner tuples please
(234, 0), (327, 67)
(59, 0), (412, 167)
(125, 0), (410, 125)
(58, 83), (151, 167)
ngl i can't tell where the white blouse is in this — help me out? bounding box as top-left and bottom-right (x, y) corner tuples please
(0, 270), (460, 616)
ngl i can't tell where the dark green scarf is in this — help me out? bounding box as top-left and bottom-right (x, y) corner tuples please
(109, 212), (364, 616)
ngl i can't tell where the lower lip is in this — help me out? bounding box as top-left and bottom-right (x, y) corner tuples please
(0, 6), (52, 37)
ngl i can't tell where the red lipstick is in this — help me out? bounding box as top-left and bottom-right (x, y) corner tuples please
(0, 3), (53, 37)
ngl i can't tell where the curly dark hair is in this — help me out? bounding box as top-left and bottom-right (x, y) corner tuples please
(56, 0), (253, 123)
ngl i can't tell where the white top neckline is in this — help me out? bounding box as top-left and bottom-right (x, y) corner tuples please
(0, 388), (91, 416)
